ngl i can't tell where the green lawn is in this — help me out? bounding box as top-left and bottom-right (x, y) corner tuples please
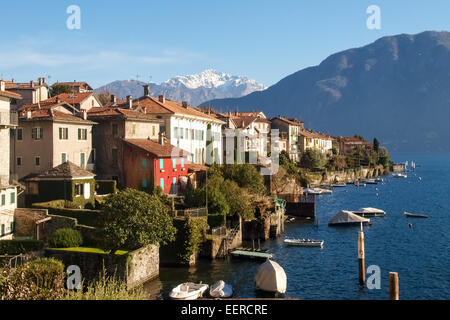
(50, 247), (128, 255)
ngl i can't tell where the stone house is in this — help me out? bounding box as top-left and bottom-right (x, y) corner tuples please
(4, 77), (49, 110)
(22, 161), (96, 208)
(123, 138), (190, 195)
(270, 117), (305, 162)
(0, 81), (22, 239)
(87, 105), (162, 187)
(337, 136), (374, 156)
(52, 81), (93, 93)
(12, 101), (96, 180)
(119, 85), (224, 166)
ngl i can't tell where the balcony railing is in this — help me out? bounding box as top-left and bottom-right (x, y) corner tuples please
(0, 111), (18, 127)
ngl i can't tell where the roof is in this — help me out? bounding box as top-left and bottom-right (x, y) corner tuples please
(37, 161), (96, 179)
(299, 130), (335, 140)
(188, 162), (208, 172)
(118, 95), (224, 124)
(54, 82), (93, 91)
(18, 108), (96, 124)
(271, 116), (304, 126)
(44, 92), (94, 107)
(123, 139), (190, 158)
(329, 210), (370, 225)
(340, 137), (373, 145)
(5, 80), (49, 90)
(87, 107), (160, 121)
(0, 90), (22, 99)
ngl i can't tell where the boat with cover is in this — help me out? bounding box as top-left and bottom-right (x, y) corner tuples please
(254, 260), (287, 294)
(169, 282), (209, 300)
(209, 281), (233, 298)
(284, 239), (324, 247)
(329, 210), (370, 226)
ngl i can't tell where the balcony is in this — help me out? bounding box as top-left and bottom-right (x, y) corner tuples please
(0, 111), (18, 127)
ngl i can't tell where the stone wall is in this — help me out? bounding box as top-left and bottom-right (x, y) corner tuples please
(14, 208), (48, 239)
(126, 245), (159, 290)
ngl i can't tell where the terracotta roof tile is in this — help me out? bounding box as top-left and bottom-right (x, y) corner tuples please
(123, 139), (190, 158)
(0, 90), (22, 99)
(37, 161), (95, 179)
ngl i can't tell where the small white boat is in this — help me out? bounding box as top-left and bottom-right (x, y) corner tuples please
(352, 207), (386, 217)
(254, 260), (287, 294)
(169, 282), (209, 300)
(362, 179), (378, 184)
(332, 184), (347, 188)
(393, 173), (407, 178)
(304, 187), (332, 195)
(284, 239), (324, 248)
(209, 280), (233, 298)
(404, 212), (428, 219)
(375, 178), (384, 183)
(354, 182), (366, 187)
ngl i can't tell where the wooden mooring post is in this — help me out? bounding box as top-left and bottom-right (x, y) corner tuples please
(358, 224), (365, 286)
(389, 272), (399, 300)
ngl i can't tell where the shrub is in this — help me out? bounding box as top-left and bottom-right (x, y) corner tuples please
(1, 258), (66, 300)
(0, 240), (44, 255)
(50, 228), (83, 248)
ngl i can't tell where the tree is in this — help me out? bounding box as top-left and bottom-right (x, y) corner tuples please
(98, 189), (176, 253)
(95, 92), (111, 106)
(220, 180), (254, 220)
(377, 147), (390, 168)
(299, 149), (327, 170)
(221, 164), (266, 195)
(49, 84), (73, 97)
(373, 138), (380, 153)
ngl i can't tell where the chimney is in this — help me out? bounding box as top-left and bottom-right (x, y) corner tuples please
(30, 80), (34, 88)
(158, 95), (165, 103)
(56, 96), (61, 104)
(143, 85), (150, 97)
(0, 81), (5, 91)
(26, 110), (32, 119)
(126, 95), (133, 109)
(110, 94), (117, 105)
(158, 132), (165, 146)
(38, 77), (45, 86)
(82, 110), (87, 120)
(182, 101), (188, 108)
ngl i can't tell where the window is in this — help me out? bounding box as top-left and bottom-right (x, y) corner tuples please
(185, 129), (189, 139)
(172, 158), (177, 169)
(173, 177), (177, 185)
(142, 179), (148, 189)
(142, 159), (147, 168)
(80, 153), (85, 168)
(10, 222), (14, 233)
(89, 149), (96, 164)
(32, 127), (43, 140)
(160, 178), (164, 190)
(1, 194), (5, 206)
(159, 159), (164, 169)
(59, 127), (69, 140)
(61, 153), (67, 164)
(17, 128), (22, 141)
(17, 157), (22, 166)
(1, 224), (4, 237)
(75, 184), (84, 196)
(78, 128), (87, 140)
(152, 126), (156, 137)
(181, 158), (184, 168)
(112, 123), (118, 137)
(10, 192), (15, 204)
(35, 156), (40, 167)
(112, 148), (118, 165)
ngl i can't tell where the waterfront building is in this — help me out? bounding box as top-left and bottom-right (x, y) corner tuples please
(298, 130), (335, 155)
(0, 80), (22, 239)
(270, 117), (304, 162)
(337, 136), (373, 156)
(118, 85), (224, 165)
(87, 104), (162, 187)
(123, 137), (189, 195)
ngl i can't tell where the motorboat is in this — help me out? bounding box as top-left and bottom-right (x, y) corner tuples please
(284, 239), (324, 248)
(332, 184), (347, 188)
(352, 207), (386, 217)
(362, 179), (378, 184)
(169, 282), (209, 300)
(375, 178), (384, 183)
(304, 187), (332, 195)
(393, 173), (407, 178)
(354, 182), (366, 187)
(404, 212), (428, 219)
(209, 280), (233, 298)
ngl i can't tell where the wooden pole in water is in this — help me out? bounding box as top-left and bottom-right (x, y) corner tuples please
(389, 272), (399, 300)
(358, 224), (365, 285)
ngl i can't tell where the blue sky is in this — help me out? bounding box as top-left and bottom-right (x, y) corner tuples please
(1, 0), (449, 88)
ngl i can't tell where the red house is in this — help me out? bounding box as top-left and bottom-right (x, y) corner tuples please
(123, 138), (190, 195)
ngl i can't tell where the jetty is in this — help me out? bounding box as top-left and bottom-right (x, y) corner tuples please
(230, 250), (273, 260)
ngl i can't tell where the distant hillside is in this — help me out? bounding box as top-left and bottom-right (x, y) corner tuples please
(201, 31), (450, 152)
(95, 70), (266, 107)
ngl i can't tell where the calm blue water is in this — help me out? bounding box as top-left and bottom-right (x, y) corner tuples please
(145, 153), (450, 300)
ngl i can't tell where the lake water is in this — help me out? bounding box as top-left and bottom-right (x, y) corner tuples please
(145, 153), (450, 300)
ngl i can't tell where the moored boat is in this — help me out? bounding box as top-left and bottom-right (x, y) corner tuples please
(209, 280), (233, 298)
(393, 173), (407, 178)
(352, 207), (386, 217)
(284, 239), (324, 248)
(404, 212), (428, 218)
(329, 210), (370, 226)
(169, 282), (209, 300)
(254, 260), (287, 294)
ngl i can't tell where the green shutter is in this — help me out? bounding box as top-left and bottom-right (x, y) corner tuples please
(59, 128), (62, 139)
(78, 128), (81, 140)
(10, 192), (15, 204)
(65, 128), (68, 139)
(40, 128), (43, 139)
(1, 194), (5, 206)
(1, 225), (4, 237)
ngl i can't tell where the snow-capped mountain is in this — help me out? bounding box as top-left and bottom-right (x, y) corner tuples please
(95, 70), (266, 107)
